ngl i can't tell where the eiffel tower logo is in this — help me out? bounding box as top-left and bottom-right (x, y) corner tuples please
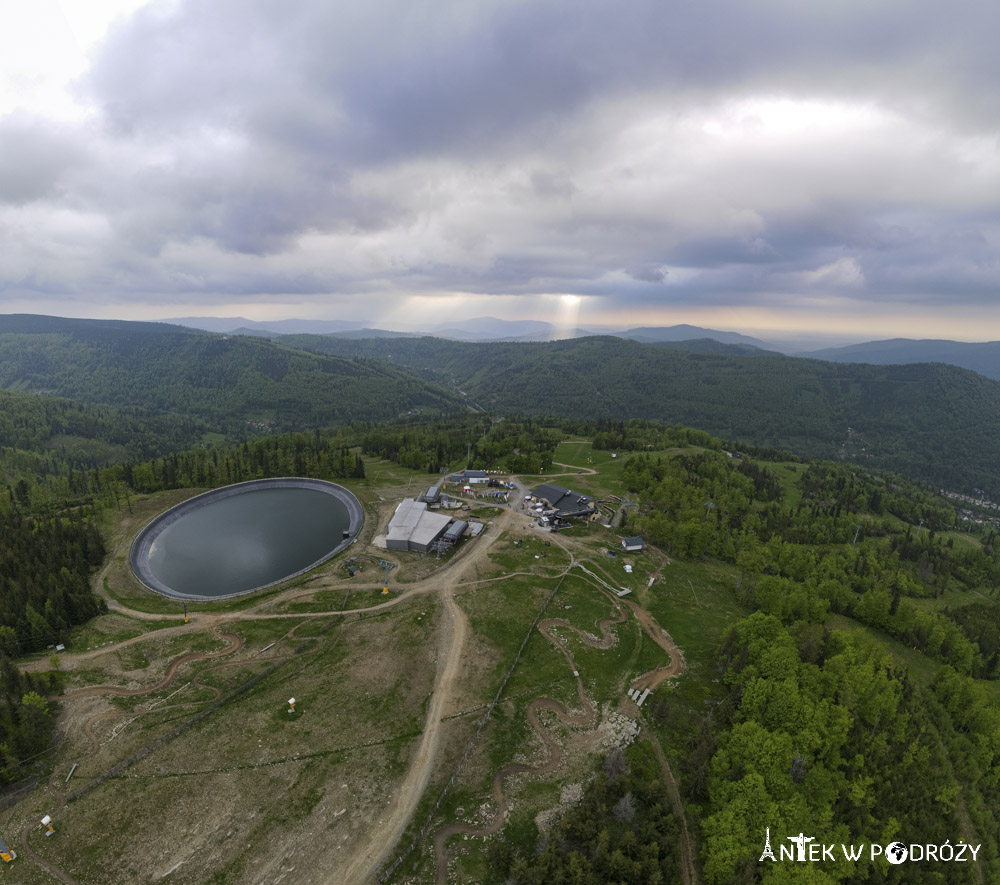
(759, 828), (777, 863)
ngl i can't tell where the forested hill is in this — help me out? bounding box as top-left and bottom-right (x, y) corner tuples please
(281, 333), (1000, 496)
(6, 316), (1000, 495)
(800, 337), (1000, 381)
(0, 315), (467, 434)
(0, 388), (206, 463)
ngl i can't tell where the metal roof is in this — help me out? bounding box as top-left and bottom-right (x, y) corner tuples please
(444, 519), (468, 541)
(531, 483), (596, 517)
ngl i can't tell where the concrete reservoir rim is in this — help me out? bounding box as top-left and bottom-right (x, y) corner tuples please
(129, 477), (364, 601)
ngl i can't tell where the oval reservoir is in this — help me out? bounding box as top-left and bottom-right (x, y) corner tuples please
(130, 478), (363, 600)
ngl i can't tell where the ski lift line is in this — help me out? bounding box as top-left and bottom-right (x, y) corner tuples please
(573, 562), (620, 594)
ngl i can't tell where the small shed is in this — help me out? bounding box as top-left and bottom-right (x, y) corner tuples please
(443, 520), (468, 543)
(621, 536), (646, 553)
(450, 470), (489, 485)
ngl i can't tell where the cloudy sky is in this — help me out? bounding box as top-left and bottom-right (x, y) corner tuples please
(1, 0), (999, 341)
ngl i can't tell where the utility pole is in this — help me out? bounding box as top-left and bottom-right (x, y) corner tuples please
(852, 525), (862, 547)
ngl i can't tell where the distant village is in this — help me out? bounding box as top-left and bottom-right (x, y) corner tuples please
(942, 488), (1000, 529)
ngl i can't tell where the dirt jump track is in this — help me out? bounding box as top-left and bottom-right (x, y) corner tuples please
(432, 563), (697, 885)
(16, 627), (254, 885)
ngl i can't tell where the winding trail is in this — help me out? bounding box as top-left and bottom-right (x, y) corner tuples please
(336, 505), (516, 885)
(430, 531), (692, 885)
(431, 607), (610, 885)
(58, 627), (243, 700)
(431, 582), (667, 884)
(625, 599), (687, 691)
(16, 627), (251, 885)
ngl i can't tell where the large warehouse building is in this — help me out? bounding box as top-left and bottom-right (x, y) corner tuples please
(386, 498), (453, 553)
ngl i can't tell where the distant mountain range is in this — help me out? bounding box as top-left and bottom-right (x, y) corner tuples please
(618, 325), (771, 348)
(162, 316), (1000, 378)
(798, 338), (1000, 381)
(0, 314), (466, 437)
(165, 317), (368, 336)
(165, 314), (774, 347)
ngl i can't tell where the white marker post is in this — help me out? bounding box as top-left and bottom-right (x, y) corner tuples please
(287, 697), (296, 714)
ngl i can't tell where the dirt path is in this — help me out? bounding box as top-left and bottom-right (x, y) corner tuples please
(644, 727), (699, 885)
(550, 461), (598, 476)
(336, 507), (518, 885)
(625, 600), (687, 691)
(339, 590), (469, 885)
(19, 619), (199, 674)
(57, 628), (242, 700)
(15, 824), (79, 885)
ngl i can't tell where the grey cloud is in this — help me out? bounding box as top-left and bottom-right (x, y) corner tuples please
(4, 0), (1000, 323)
(86, 0), (1000, 159)
(530, 171), (577, 201)
(668, 236), (779, 269)
(627, 265), (668, 283)
(0, 115), (91, 205)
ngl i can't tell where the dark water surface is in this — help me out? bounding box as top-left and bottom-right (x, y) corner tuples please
(143, 486), (353, 598)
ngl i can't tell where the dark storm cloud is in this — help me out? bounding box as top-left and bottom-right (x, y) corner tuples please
(85, 0), (1000, 156)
